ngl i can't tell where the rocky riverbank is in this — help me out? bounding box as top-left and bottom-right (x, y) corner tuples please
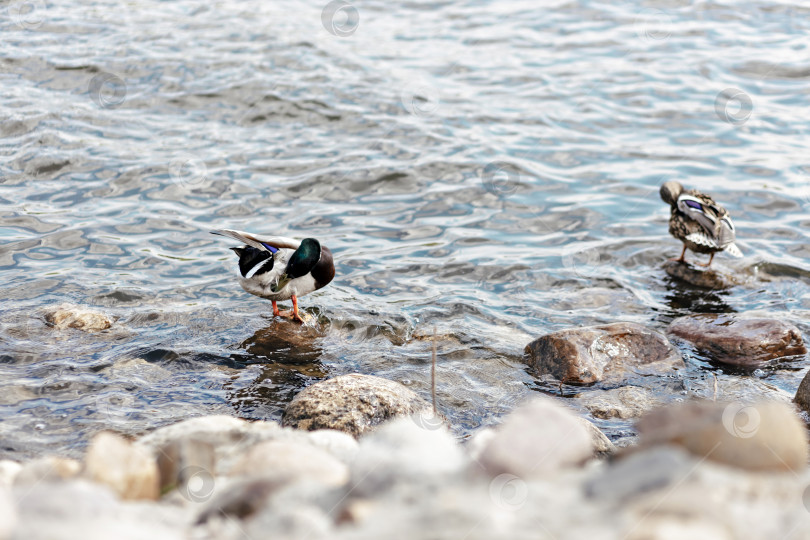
(2, 394), (810, 540)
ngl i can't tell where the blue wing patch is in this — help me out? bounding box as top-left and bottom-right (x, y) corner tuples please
(684, 200), (702, 210)
(260, 242), (279, 254)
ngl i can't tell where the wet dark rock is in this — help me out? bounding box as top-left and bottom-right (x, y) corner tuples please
(663, 260), (738, 289)
(281, 374), (433, 438)
(156, 438), (216, 495)
(793, 371), (810, 414)
(523, 322), (683, 384)
(633, 400), (808, 472)
(668, 314), (806, 366)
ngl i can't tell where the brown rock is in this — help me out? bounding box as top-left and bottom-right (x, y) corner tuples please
(668, 314), (806, 366)
(44, 303), (113, 331)
(523, 322), (683, 384)
(634, 400), (808, 472)
(793, 370), (810, 414)
(281, 374), (433, 438)
(84, 432), (160, 500)
(663, 261), (738, 290)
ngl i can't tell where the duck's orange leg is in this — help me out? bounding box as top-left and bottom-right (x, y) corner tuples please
(696, 253), (715, 268)
(272, 300), (280, 317)
(669, 245), (687, 264)
(290, 295), (304, 323)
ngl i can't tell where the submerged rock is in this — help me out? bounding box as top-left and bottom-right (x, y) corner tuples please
(478, 397), (593, 477)
(663, 260), (738, 289)
(523, 322), (683, 384)
(668, 314), (806, 366)
(43, 303), (113, 331)
(84, 432), (160, 501)
(576, 386), (661, 420)
(281, 374), (433, 438)
(633, 400), (808, 472)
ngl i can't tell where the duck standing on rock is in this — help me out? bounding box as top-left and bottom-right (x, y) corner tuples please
(211, 229), (334, 323)
(659, 181), (742, 267)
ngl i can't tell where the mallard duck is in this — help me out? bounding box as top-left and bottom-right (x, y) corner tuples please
(659, 181), (742, 267)
(211, 229), (334, 323)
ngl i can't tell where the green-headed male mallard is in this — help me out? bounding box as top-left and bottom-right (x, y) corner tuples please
(659, 181), (742, 267)
(211, 229), (334, 323)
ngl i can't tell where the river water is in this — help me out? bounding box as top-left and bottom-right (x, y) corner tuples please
(1, 0), (809, 458)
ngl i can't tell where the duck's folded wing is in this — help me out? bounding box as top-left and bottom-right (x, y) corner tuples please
(210, 229), (301, 251)
(677, 195), (737, 246)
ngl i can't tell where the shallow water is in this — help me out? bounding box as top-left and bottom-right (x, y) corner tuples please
(1, 0), (809, 458)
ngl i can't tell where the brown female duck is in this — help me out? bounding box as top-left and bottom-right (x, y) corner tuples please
(660, 181), (742, 267)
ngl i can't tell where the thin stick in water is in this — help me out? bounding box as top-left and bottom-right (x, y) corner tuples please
(431, 326), (437, 414)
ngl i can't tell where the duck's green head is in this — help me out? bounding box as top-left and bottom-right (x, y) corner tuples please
(660, 181), (683, 207)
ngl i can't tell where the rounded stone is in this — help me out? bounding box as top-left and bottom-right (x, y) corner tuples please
(634, 400), (808, 472)
(43, 303), (113, 331)
(523, 322), (683, 384)
(668, 314), (806, 366)
(230, 440), (349, 488)
(84, 432), (160, 501)
(281, 374), (433, 438)
(478, 397), (594, 477)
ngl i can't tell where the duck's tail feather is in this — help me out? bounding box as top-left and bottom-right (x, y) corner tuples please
(723, 243), (743, 258)
(210, 229), (301, 252)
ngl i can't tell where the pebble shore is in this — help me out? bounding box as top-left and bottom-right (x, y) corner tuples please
(4, 294), (809, 539)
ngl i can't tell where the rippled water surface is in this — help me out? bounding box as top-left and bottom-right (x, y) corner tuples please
(2, 0), (810, 458)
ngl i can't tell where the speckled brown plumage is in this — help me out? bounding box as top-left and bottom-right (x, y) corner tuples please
(659, 181), (741, 266)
